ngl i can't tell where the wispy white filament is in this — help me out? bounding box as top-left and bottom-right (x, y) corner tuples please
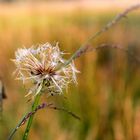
(13, 43), (79, 97)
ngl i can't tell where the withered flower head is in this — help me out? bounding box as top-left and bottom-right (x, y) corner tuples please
(13, 43), (79, 97)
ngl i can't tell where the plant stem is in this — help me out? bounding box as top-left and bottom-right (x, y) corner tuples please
(63, 4), (140, 67)
(8, 114), (27, 140)
(22, 93), (41, 140)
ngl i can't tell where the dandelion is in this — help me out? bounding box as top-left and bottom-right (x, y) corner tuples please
(13, 43), (79, 98)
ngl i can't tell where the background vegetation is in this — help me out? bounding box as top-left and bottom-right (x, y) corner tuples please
(0, 3), (140, 140)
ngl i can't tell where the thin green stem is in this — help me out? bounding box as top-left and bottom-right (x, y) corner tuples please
(8, 93), (41, 140)
(22, 93), (41, 140)
(8, 114), (27, 140)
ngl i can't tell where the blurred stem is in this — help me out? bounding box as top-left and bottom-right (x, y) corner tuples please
(8, 114), (26, 140)
(22, 93), (41, 140)
(62, 4), (140, 67)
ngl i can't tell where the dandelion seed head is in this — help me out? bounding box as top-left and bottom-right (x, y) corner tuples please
(13, 43), (79, 97)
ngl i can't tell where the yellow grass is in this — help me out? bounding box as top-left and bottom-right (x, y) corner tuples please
(0, 2), (140, 140)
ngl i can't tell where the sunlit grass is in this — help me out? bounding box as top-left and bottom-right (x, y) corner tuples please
(0, 4), (140, 140)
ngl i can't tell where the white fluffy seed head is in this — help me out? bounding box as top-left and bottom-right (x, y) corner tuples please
(13, 43), (79, 97)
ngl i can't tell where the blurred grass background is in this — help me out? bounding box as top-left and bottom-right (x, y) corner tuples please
(0, 1), (140, 140)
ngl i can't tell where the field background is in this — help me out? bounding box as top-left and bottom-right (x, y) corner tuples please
(0, 1), (140, 140)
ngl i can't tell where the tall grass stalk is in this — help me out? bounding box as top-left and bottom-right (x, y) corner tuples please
(22, 93), (41, 140)
(8, 93), (41, 140)
(63, 4), (140, 67)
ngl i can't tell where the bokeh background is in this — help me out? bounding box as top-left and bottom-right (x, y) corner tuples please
(0, 0), (140, 140)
